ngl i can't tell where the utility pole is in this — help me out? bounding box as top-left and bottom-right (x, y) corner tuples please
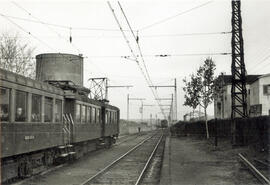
(88, 77), (133, 101)
(141, 104), (155, 123)
(231, 0), (248, 144)
(150, 113), (152, 130)
(127, 96), (145, 121)
(127, 94), (129, 120)
(106, 85), (133, 100)
(155, 95), (174, 123)
(174, 78), (177, 121)
(149, 79), (177, 122)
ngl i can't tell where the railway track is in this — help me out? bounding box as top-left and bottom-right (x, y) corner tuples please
(238, 153), (270, 185)
(80, 131), (164, 185)
(10, 132), (156, 185)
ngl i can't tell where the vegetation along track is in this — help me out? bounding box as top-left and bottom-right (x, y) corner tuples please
(80, 131), (164, 185)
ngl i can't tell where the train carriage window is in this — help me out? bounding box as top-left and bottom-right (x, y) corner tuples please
(96, 108), (100, 123)
(0, 87), (10, 122)
(44, 97), (53, 122)
(108, 111), (112, 123)
(81, 105), (86, 124)
(15, 90), (27, 122)
(55, 100), (62, 122)
(32, 94), (41, 122)
(86, 106), (91, 123)
(112, 112), (115, 124)
(115, 112), (117, 123)
(92, 107), (96, 123)
(75, 104), (81, 123)
(105, 110), (108, 124)
(110, 112), (113, 124)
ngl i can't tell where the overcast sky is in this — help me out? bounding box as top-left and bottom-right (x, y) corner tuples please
(1, 0), (269, 120)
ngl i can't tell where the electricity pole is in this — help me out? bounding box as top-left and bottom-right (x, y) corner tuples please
(149, 78), (177, 122)
(127, 95), (145, 120)
(141, 104), (155, 123)
(231, 0), (248, 144)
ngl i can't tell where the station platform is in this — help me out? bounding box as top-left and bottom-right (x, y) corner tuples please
(159, 135), (258, 185)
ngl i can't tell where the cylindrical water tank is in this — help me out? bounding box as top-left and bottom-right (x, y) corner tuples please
(36, 53), (83, 86)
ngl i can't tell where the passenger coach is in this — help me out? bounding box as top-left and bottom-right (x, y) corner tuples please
(0, 53), (120, 183)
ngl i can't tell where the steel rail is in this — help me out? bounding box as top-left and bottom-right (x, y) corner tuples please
(79, 132), (159, 185)
(238, 153), (270, 185)
(115, 132), (154, 146)
(135, 134), (163, 185)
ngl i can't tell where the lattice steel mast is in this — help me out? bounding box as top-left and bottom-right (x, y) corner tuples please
(231, 0), (248, 119)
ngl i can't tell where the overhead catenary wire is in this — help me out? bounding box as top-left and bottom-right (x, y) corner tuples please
(0, 13), (130, 32)
(107, 2), (166, 118)
(118, 2), (152, 86)
(249, 53), (270, 73)
(139, 1), (213, 31)
(11, 1), (81, 54)
(1, 31), (230, 39)
(82, 52), (231, 58)
(118, 1), (178, 119)
(116, 1), (166, 117)
(1, 8), (87, 70)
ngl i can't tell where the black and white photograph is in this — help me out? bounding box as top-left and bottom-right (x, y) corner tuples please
(0, 0), (270, 184)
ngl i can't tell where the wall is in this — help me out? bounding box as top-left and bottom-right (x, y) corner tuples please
(215, 84), (251, 119)
(259, 75), (270, 115)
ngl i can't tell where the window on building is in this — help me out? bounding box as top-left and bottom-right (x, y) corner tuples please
(32, 94), (41, 122)
(75, 104), (81, 123)
(44, 97), (53, 122)
(0, 88), (10, 122)
(81, 105), (86, 124)
(263, 85), (270, 95)
(55, 99), (62, 122)
(87, 106), (91, 123)
(15, 90), (27, 122)
(92, 107), (96, 123)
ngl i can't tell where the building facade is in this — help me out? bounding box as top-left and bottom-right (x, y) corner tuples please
(214, 74), (270, 119)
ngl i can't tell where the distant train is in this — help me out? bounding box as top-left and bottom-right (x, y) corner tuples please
(0, 53), (120, 183)
(160, 119), (168, 128)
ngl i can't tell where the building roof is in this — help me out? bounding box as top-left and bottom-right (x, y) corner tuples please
(218, 74), (262, 85)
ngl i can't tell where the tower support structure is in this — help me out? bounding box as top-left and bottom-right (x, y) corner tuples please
(231, 0), (248, 119)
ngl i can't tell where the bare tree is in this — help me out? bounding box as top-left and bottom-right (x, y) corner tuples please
(0, 32), (35, 78)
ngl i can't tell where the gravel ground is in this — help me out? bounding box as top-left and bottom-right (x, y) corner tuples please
(12, 132), (154, 185)
(161, 136), (261, 185)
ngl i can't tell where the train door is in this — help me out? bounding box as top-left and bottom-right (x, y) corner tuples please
(63, 99), (75, 144)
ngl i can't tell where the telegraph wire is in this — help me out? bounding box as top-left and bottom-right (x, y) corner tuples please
(139, 1), (213, 31)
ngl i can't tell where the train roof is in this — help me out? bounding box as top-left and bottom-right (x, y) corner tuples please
(0, 68), (120, 111)
(0, 68), (64, 95)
